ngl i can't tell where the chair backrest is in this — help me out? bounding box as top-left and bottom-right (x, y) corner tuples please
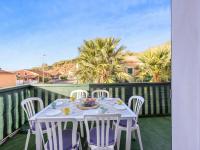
(84, 114), (121, 148)
(128, 96), (144, 118)
(91, 90), (110, 98)
(36, 118), (78, 150)
(21, 97), (44, 127)
(70, 89), (88, 99)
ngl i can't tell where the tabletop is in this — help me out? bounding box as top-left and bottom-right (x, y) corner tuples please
(30, 98), (136, 121)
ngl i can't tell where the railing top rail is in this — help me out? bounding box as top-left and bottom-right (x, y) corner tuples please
(31, 82), (171, 87)
(0, 84), (31, 93)
(90, 82), (171, 86)
(31, 84), (89, 87)
(0, 82), (171, 93)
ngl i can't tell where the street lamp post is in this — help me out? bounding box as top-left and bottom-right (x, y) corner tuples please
(42, 54), (46, 83)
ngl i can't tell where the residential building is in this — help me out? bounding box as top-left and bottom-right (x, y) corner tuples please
(0, 69), (16, 88)
(15, 69), (40, 85)
(123, 55), (142, 76)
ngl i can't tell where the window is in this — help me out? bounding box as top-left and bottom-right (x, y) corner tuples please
(127, 68), (133, 75)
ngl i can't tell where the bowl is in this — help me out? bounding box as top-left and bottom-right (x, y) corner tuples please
(81, 98), (97, 107)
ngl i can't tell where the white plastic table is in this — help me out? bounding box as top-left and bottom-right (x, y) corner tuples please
(30, 98), (136, 150)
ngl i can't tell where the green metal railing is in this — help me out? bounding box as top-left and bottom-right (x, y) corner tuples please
(89, 83), (171, 116)
(32, 84), (89, 107)
(0, 82), (171, 144)
(0, 85), (31, 144)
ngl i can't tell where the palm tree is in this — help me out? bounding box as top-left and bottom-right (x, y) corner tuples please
(76, 37), (132, 83)
(136, 42), (171, 82)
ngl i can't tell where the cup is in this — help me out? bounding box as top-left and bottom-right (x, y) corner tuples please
(70, 96), (76, 102)
(99, 105), (108, 114)
(117, 99), (123, 105)
(63, 107), (70, 115)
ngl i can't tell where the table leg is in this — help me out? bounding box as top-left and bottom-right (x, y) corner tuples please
(126, 119), (132, 150)
(36, 123), (42, 150)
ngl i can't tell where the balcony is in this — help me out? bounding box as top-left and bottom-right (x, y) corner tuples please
(0, 82), (171, 150)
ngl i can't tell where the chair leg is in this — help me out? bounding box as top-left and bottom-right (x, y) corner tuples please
(80, 121), (84, 138)
(112, 121), (115, 130)
(90, 121), (94, 129)
(64, 122), (67, 129)
(24, 129), (30, 150)
(132, 130), (136, 140)
(136, 126), (143, 150)
(117, 130), (121, 150)
(79, 139), (82, 150)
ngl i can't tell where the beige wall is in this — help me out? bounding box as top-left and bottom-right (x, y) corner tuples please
(172, 0), (200, 149)
(0, 73), (16, 88)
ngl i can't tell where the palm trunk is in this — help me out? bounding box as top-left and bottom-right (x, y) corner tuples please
(153, 74), (161, 82)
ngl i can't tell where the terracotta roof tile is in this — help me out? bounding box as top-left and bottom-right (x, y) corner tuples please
(0, 70), (15, 74)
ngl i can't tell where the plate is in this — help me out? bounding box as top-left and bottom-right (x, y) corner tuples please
(56, 101), (64, 106)
(45, 109), (61, 116)
(105, 98), (114, 100)
(114, 104), (126, 110)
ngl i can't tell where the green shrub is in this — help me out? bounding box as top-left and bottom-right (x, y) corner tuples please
(60, 75), (68, 80)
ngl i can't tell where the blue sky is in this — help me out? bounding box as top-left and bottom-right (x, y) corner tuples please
(0, 0), (170, 71)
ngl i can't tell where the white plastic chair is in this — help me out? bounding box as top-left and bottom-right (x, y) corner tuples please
(70, 89), (88, 138)
(21, 97), (45, 150)
(84, 114), (121, 150)
(91, 90), (110, 98)
(36, 118), (81, 150)
(91, 90), (110, 129)
(70, 89), (88, 99)
(116, 96), (144, 150)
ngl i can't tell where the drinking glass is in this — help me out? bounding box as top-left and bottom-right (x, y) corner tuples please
(51, 101), (56, 109)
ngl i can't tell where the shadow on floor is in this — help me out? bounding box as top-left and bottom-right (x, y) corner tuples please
(0, 117), (171, 150)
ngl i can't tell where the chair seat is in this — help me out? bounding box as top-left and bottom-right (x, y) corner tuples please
(89, 127), (115, 146)
(119, 119), (136, 127)
(46, 129), (79, 150)
(31, 122), (48, 131)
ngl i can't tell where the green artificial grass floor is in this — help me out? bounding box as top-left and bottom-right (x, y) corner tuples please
(0, 117), (171, 150)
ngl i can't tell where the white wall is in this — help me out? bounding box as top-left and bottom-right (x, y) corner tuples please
(172, 0), (200, 149)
